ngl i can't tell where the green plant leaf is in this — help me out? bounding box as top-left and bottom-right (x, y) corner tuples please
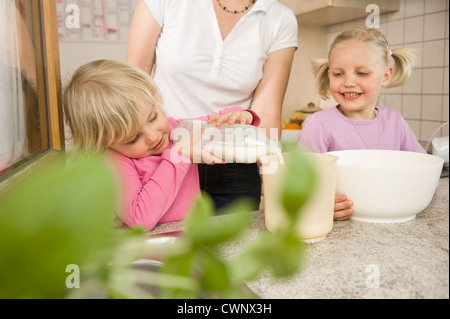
(185, 194), (252, 247)
(198, 249), (230, 291)
(281, 149), (316, 220)
(265, 231), (305, 277)
(0, 154), (118, 298)
(228, 230), (304, 283)
(227, 246), (266, 284)
(160, 250), (198, 299)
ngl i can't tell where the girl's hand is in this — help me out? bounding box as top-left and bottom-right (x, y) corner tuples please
(207, 110), (253, 127)
(173, 129), (225, 165)
(334, 194), (354, 220)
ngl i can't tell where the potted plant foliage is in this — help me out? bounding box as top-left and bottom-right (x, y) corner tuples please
(0, 147), (316, 299)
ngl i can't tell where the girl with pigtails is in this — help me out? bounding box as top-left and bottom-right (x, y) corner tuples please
(299, 27), (425, 220)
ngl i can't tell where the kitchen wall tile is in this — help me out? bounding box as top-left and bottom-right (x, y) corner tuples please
(386, 19), (404, 45)
(445, 39), (449, 67)
(385, 94), (403, 112)
(385, 85), (403, 94)
(422, 68), (444, 94)
(327, 23), (342, 42)
(406, 119), (421, 140)
(326, 23), (342, 50)
(343, 22), (367, 37)
(403, 95), (422, 119)
(403, 68), (423, 94)
(404, 41), (424, 67)
(421, 120), (443, 141)
(404, 0), (424, 17)
(424, 0), (447, 13)
(446, 10), (449, 39)
(327, 23), (342, 33)
(442, 95), (449, 136)
(442, 125), (449, 138)
(442, 95), (449, 121)
(423, 40), (445, 67)
(444, 67), (449, 94)
(377, 21), (388, 38)
(326, 36), (334, 51)
(327, 32), (340, 50)
(421, 95), (443, 120)
(424, 12), (446, 41)
(356, 18), (366, 27)
(404, 16), (424, 43)
(341, 20), (361, 31)
(377, 94), (386, 107)
(386, 0), (405, 21)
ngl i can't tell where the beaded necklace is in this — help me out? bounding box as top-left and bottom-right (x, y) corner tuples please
(339, 106), (380, 149)
(351, 116), (380, 149)
(216, 0), (256, 14)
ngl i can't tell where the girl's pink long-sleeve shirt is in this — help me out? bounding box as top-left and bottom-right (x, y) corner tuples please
(109, 106), (260, 231)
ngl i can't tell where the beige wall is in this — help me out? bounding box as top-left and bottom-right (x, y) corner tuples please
(282, 23), (328, 123)
(59, 42), (127, 85)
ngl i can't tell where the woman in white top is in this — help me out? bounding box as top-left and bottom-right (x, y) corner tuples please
(126, 0), (298, 211)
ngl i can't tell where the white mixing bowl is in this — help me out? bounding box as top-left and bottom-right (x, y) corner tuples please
(327, 150), (444, 223)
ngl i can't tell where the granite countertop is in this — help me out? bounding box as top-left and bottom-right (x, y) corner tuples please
(149, 177), (449, 299)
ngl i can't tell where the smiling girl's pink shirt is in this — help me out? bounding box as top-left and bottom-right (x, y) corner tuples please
(299, 105), (426, 153)
(109, 106), (260, 231)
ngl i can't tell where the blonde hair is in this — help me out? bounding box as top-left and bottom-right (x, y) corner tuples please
(63, 59), (163, 152)
(312, 27), (419, 100)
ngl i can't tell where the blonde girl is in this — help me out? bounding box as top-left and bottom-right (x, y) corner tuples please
(63, 60), (260, 230)
(299, 27), (425, 220)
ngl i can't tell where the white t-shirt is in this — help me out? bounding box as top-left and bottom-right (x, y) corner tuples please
(144, 0), (298, 118)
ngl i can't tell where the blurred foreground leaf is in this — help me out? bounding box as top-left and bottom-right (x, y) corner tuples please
(0, 154), (118, 298)
(228, 230), (304, 284)
(0, 146), (316, 299)
(281, 147), (316, 220)
(160, 194), (254, 299)
(185, 195), (252, 247)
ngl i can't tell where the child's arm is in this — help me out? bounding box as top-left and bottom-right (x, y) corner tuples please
(399, 118), (427, 153)
(110, 148), (196, 231)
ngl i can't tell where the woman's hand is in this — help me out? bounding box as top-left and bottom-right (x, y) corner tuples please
(172, 129), (225, 165)
(207, 110), (253, 127)
(334, 194), (354, 220)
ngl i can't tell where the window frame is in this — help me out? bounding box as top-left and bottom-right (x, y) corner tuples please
(0, 0), (64, 193)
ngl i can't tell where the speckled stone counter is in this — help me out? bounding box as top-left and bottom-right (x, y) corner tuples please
(149, 177), (449, 299)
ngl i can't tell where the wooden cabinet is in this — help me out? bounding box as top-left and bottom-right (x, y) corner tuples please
(279, 0), (400, 25)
